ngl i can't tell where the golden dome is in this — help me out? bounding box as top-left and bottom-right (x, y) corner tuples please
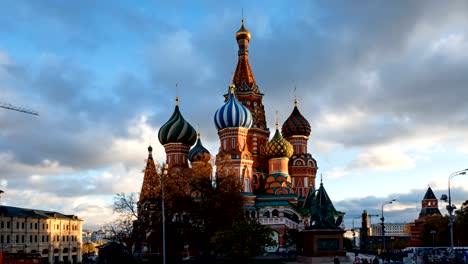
(236, 19), (251, 41)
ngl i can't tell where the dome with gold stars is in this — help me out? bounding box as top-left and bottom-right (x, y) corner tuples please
(188, 133), (211, 162)
(263, 128), (294, 159)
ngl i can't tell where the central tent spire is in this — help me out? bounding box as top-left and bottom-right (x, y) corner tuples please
(232, 19), (259, 93)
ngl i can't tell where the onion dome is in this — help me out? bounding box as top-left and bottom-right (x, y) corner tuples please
(158, 97), (197, 146)
(236, 19), (251, 41)
(188, 133), (211, 162)
(264, 128), (294, 159)
(281, 99), (311, 138)
(214, 86), (253, 130)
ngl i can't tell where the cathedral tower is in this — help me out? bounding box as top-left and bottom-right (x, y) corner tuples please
(282, 99), (317, 198)
(227, 20), (270, 190)
(214, 86), (254, 193)
(263, 120), (295, 196)
(137, 145), (160, 222)
(158, 97), (197, 167)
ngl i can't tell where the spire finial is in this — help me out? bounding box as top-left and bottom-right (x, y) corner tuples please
(175, 83), (180, 105)
(275, 111), (279, 129)
(320, 174), (323, 185)
(242, 8), (244, 23)
(294, 85), (298, 106)
(230, 71), (235, 86)
(230, 85), (235, 94)
(147, 144), (153, 158)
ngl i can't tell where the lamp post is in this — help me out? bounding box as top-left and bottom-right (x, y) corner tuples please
(380, 199), (396, 253)
(162, 164), (168, 264)
(430, 230), (436, 249)
(441, 168), (468, 256)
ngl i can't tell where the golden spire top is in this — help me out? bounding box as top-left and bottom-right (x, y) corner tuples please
(175, 83), (179, 106)
(275, 110), (279, 129)
(294, 85), (298, 106)
(236, 19), (251, 41)
(197, 132), (201, 138)
(229, 85), (235, 94)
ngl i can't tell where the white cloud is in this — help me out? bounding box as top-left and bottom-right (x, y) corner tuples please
(429, 33), (468, 60)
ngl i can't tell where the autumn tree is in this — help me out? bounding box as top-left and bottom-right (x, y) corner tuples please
(420, 215), (450, 246)
(211, 218), (276, 260)
(454, 200), (468, 245)
(107, 192), (140, 253)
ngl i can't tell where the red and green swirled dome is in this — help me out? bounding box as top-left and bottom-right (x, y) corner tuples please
(281, 102), (311, 138)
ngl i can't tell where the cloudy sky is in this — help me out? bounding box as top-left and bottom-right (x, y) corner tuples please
(1, 0), (468, 230)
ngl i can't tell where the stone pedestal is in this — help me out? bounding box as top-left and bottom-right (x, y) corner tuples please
(297, 229), (347, 262)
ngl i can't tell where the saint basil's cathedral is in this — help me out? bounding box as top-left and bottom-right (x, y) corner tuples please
(137, 20), (329, 251)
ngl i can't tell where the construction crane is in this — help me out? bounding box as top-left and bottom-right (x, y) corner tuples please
(0, 101), (38, 116)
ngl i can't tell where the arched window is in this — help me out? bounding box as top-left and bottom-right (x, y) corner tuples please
(272, 209), (279, 217)
(263, 211), (270, 218)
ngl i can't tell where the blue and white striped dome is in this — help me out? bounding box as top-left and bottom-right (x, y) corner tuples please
(214, 86), (253, 130)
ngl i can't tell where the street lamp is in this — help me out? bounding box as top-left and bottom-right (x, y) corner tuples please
(162, 164), (168, 264)
(381, 199), (396, 253)
(440, 168), (468, 256)
(430, 230), (436, 249)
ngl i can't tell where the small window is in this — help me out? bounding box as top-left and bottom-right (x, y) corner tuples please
(6, 222), (10, 229)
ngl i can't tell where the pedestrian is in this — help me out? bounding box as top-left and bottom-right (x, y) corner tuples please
(373, 256), (379, 264)
(334, 256), (340, 264)
(355, 256), (361, 264)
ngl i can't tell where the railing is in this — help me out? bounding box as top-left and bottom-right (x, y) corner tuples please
(259, 217), (298, 229)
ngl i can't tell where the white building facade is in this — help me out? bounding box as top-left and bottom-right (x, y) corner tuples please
(371, 223), (410, 237)
(0, 205), (83, 264)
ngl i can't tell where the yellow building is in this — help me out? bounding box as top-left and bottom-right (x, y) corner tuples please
(0, 205), (83, 264)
